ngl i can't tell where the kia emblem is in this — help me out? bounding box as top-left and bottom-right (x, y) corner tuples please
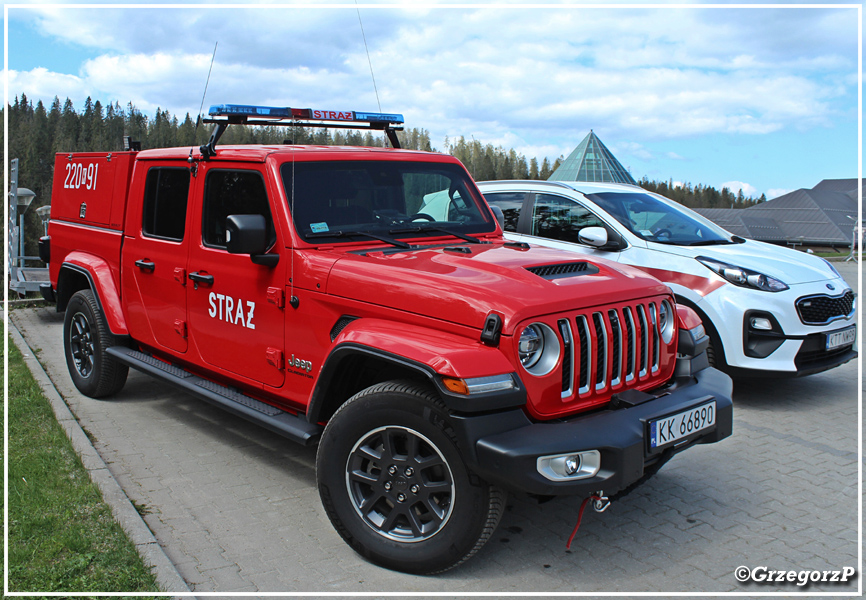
(827, 284), (835, 291)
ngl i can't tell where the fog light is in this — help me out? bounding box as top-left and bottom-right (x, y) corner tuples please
(750, 317), (773, 330)
(537, 450), (601, 481)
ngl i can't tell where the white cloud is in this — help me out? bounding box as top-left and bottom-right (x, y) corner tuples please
(7, 68), (90, 104)
(5, 3), (857, 177)
(722, 180), (759, 197)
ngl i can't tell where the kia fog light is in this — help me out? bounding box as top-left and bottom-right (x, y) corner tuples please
(750, 317), (773, 331)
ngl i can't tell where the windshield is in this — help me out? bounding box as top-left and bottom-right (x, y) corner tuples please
(585, 191), (734, 245)
(280, 160), (495, 244)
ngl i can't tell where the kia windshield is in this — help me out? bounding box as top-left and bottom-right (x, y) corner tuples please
(586, 191), (734, 246)
(280, 161), (496, 244)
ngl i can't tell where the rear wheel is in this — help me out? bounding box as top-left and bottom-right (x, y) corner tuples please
(63, 289), (128, 398)
(316, 381), (505, 574)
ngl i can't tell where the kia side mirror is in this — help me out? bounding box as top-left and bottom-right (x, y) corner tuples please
(578, 226), (625, 252)
(226, 214), (279, 267)
(578, 226), (609, 248)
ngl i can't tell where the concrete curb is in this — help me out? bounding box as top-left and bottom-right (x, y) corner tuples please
(8, 318), (192, 597)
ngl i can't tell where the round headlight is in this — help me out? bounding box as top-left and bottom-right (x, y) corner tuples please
(517, 323), (561, 376)
(518, 325), (544, 368)
(659, 300), (675, 344)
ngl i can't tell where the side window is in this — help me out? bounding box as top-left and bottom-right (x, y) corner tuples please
(530, 193), (607, 243)
(203, 169), (275, 248)
(484, 192), (525, 233)
(142, 168), (190, 241)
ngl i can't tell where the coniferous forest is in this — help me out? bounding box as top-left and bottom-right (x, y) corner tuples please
(4, 95), (763, 258)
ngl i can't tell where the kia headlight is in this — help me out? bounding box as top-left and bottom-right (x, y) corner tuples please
(696, 256), (788, 292)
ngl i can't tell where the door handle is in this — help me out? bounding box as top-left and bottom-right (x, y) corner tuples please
(188, 271), (214, 287)
(134, 259), (155, 272)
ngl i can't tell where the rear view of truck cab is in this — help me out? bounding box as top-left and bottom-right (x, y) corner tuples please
(40, 103), (732, 575)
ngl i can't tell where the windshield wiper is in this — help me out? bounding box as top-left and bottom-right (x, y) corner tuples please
(389, 225), (481, 244)
(306, 229), (411, 249)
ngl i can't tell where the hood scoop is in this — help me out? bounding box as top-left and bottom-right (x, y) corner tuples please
(526, 261), (600, 280)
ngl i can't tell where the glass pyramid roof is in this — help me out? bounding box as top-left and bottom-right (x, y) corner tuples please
(549, 131), (636, 185)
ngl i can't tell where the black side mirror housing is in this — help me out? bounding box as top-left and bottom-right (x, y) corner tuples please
(226, 214), (279, 267)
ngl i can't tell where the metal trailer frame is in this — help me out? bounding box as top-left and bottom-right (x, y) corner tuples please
(8, 157), (49, 296)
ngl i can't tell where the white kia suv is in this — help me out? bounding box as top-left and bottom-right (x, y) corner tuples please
(478, 180), (856, 378)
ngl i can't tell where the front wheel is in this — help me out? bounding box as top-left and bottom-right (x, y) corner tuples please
(316, 381), (505, 574)
(63, 289), (128, 398)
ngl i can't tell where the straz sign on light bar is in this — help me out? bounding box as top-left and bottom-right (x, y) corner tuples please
(649, 401), (716, 451)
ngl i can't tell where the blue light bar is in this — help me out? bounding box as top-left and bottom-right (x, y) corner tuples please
(208, 104), (403, 124)
(208, 104), (293, 118)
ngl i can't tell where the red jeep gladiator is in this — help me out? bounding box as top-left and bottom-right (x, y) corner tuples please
(40, 104), (732, 574)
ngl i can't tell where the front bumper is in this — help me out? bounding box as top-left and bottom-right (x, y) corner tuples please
(451, 366), (732, 496)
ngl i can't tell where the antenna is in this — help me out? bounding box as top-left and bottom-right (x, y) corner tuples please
(195, 42), (219, 140)
(190, 41), (218, 170)
(356, 1), (391, 147)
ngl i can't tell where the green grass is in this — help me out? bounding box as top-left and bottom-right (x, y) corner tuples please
(7, 337), (161, 594)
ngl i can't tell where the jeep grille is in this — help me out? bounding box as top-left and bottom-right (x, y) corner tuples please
(550, 297), (673, 415)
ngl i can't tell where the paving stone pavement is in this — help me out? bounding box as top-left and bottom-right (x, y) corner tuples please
(9, 262), (860, 594)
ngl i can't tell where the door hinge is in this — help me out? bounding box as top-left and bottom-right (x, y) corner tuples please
(174, 267), (186, 285)
(174, 319), (187, 338)
(267, 287), (285, 308)
(266, 347), (284, 369)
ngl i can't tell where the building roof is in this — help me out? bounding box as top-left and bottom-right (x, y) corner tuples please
(548, 131), (637, 185)
(694, 209), (788, 242)
(696, 184), (858, 246)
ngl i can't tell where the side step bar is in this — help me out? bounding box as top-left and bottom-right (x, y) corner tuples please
(106, 347), (321, 445)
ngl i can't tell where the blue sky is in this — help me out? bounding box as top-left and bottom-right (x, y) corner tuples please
(3, 1), (861, 200)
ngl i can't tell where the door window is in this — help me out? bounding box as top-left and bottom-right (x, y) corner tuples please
(483, 192), (525, 233)
(202, 170), (275, 248)
(142, 167), (190, 241)
(530, 193), (607, 243)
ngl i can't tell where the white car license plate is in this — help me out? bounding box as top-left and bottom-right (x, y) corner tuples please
(826, 326), (856, 350)
(649, 402), (716, 450)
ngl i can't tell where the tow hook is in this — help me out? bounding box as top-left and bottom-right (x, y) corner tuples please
(592, 492), (611, 513)
(566, 491), (611, 549)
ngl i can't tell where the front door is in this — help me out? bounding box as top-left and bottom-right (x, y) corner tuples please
(186, 164), (286, 388)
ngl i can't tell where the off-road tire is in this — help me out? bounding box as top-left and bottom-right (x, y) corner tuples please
(316, 380), (505, 574)
(63, 289), (128, 398)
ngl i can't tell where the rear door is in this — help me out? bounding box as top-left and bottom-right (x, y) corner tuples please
(185, 163), (286, 388)
(122, 165), (192, 353)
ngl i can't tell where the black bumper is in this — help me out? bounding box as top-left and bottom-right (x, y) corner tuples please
(451, 367), (733, 497)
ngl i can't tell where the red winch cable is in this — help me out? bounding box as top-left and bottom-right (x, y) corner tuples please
(566, 494), (603, 549)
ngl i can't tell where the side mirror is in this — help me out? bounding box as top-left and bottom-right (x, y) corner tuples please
(489, 205), (506, 230)
(578, 226), (609, 248)
(578, 226), (626, 251)
(226, 214), (279, 267)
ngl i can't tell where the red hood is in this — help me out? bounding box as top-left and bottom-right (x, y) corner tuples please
(326, 242), (671, 334)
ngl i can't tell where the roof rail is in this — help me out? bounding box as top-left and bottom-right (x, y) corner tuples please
(199, 104), (405, 158)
